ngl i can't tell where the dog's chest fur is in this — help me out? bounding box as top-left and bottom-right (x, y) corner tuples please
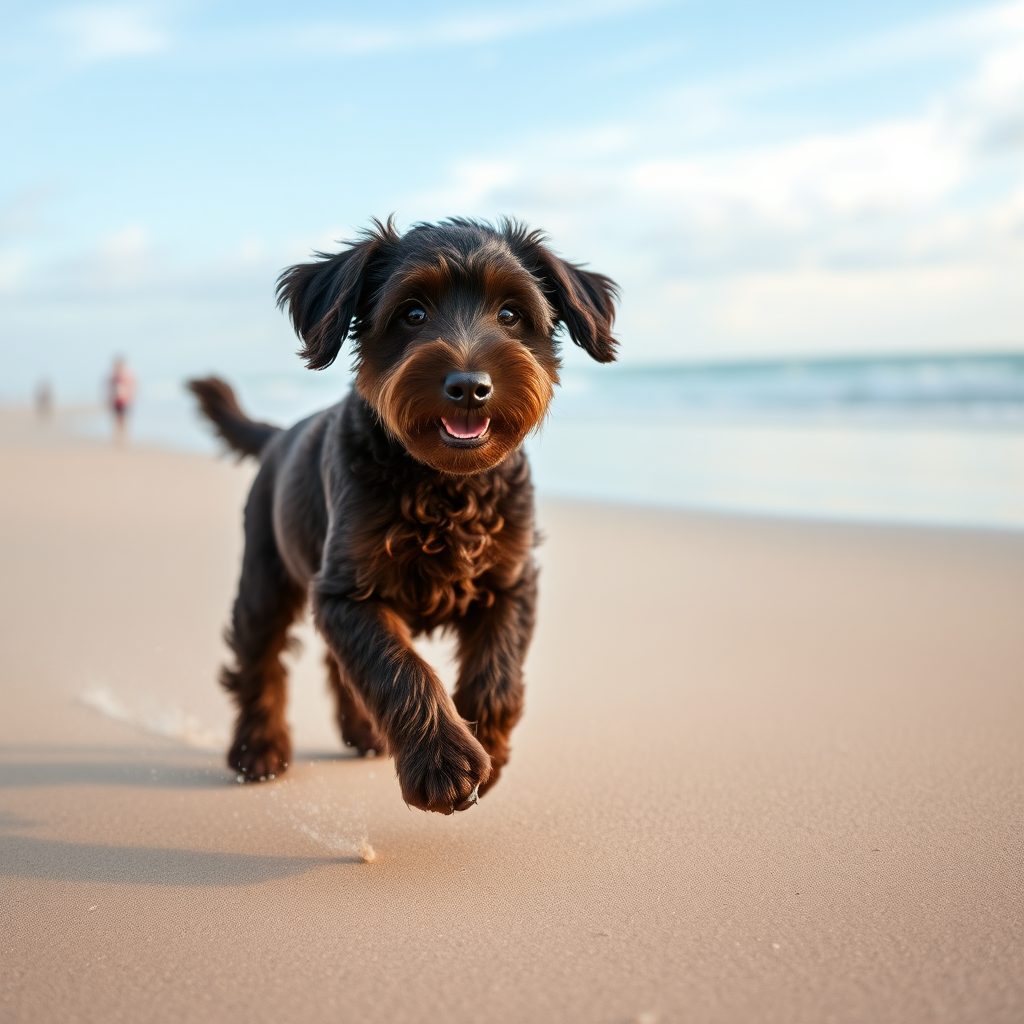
(348, 446), (532, 632)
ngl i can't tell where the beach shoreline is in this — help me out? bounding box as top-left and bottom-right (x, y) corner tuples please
(2, 414), (1022, 1023)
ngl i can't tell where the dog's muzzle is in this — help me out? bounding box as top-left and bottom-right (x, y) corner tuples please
(441, 371), (491, 442)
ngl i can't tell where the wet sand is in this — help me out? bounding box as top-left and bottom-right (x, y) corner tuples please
(1, 412), (1022, 1023)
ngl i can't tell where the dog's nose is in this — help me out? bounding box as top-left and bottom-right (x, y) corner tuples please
(443, 371), (492, 408)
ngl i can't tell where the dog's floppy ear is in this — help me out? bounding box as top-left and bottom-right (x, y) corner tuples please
(510, 226), (619, 363)
(276, 219), (397, 370)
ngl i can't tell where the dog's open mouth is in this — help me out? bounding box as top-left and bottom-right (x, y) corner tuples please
(440, 414), (490, 443)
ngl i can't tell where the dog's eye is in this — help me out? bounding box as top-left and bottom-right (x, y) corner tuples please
(497, 308), (520, 327)
(404, 307), (428, 326)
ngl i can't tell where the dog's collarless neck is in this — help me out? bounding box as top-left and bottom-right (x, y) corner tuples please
(339, 392), (528, 626)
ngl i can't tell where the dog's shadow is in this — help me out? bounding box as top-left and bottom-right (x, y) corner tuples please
(0, 751), (371, 884)
(0, 759), (230, 789)
(0, 812), (361, 886)
(0, 748), (361, 790)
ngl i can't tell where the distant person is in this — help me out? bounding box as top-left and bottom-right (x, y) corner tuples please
(108, 357), (136, 444)
(35, 379), (53, 420)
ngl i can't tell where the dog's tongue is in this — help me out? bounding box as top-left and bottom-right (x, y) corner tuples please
(442, 413), (490, 439)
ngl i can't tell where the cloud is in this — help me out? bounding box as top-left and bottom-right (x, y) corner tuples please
(399, 4), (1024, 358)
(0, 229), (295, 400)
(0, 252), (27, 293)
(51, 4), (169, 62)
(426, 18), (1018, 228)
(0, 182), (63, 240)
(98, 222), (149, 257)
(630, 117), (964, 225)
(6, 2), (1023, 368)
(691, 0), (1024, 103)
(201, 0), (662, 60)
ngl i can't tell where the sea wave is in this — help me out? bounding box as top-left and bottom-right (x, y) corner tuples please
(556, 353), (1024, 424)
(67, 352), (1024, 529)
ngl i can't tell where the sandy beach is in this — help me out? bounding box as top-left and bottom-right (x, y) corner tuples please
(1, 410), (1022, 1024)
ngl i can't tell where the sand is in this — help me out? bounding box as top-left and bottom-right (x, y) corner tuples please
(1, 410), (1022, 1023)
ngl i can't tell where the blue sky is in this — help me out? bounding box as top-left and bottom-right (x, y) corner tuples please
(2, 0), (1023, 398)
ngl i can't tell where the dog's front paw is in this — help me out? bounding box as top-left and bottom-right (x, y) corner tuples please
(395, 718), (491, 814)
(229, 720), (291, 782)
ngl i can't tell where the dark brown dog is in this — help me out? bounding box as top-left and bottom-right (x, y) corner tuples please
(189, 218), (618, 813)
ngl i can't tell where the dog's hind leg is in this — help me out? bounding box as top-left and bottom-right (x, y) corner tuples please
(452, 562), (537, 796)
(221, 472), (305, 781)
(325, 653), (384, 757)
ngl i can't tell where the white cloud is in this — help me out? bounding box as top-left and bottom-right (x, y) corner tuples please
(408, 3), (1024, 358)
(659, 264), (1024, 355)
(52, 4), (169, 62)
(0, 252), (27, 293)
(703, 1), (1024, 101)
(98, 222), (149, 257)
(212, 0), (661, 59)
(0, 183), (64, 239)
(7, 2), (1023, 368)
(238, 236), (266, 263)
(630, 117), (965, 224)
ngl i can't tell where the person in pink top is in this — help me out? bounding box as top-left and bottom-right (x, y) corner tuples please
(108, 356), (136, 444)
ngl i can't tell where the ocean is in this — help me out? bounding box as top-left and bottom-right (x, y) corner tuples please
(74, 353), (1024, 531)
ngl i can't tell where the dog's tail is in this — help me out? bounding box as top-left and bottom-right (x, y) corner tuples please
(186, 376), (280, 459)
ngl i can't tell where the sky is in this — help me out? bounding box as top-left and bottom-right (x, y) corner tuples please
(2, 0), (1023, 399)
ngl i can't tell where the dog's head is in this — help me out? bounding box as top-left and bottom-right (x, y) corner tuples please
(277, 218), (618, 475)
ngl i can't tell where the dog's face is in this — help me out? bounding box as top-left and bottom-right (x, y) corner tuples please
(277, 219), (619, 474)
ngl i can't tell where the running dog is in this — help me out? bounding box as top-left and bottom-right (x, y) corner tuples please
(189, 217), (618, 813)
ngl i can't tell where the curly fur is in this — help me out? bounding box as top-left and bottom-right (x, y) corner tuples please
(190, 218), (618, 813)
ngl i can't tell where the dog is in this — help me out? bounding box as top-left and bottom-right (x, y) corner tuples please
(188, 217), (618, 813)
